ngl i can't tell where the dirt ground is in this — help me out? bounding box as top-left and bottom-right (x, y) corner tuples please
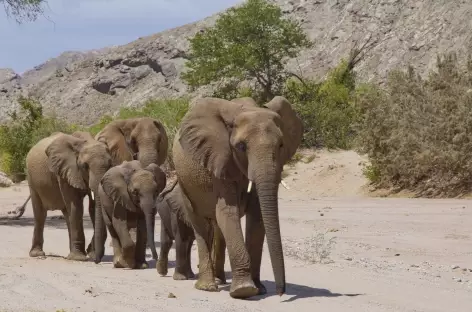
(1, 150), (471, 312)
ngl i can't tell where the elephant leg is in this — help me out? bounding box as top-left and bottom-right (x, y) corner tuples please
(212, 223), (227, 285)
(156, 222), (172, 276)
(245, 193), (267, 295)
(61, 209), (72, 251)
(135, 216), (148, 269)
(58, 180), (87, 261)
(173, 230), (190, 280)
(185, 233), (196, 279)
(105, 223), (125, 268)
(215, 190), (258, 299)
(112, 212), (136, 269)
(29, 190), (46, 257)
(188, 213), (217, 292)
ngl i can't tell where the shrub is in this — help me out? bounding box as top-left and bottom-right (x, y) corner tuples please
(0, 96), (77, 177)
(283, 59), (358, 149)
(354, 52), (472, 197)
(87, 98), (190, 169)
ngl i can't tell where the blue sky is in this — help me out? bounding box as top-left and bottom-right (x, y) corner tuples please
(0, 0), (241, 74)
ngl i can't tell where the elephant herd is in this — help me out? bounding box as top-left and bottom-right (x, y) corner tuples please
(14, 95), (303, 300)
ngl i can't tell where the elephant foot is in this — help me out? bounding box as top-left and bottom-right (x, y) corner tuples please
(254, 279), (267, 295)
(137, 261), (149, 269)
(215, 277), (227, 285)
(113, 256), (126, 268)
(66, 251), (88, 261)
(156, 259), (168, 276)
(29, 248), (45, 257)
(86, 250), (96, 260)
(173, 271), (189, 280)
(187, 270), (196, 279)
(229, 278), (259, 299)
(195, 278), (219, 292)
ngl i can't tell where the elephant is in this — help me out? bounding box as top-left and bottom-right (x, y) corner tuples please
(94, 117), (169, 263)
(172, 96), (302, 299)
(23, 131), (112, 261)
(97, 160), (167, 269)
(155, 178), (196, 280)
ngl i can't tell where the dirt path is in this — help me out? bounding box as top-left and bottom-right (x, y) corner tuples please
(1, 182), (471, 312)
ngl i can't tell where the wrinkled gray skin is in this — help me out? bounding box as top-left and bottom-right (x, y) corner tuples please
(98, 160), (166, 269)
(23, 131), (112, 261)
(155, 179), (196, 280)
(173, 96), (303, 299)
(94, 117), (168, 263)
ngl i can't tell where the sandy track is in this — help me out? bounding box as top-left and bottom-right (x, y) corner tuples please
(1, 183), (472, 312)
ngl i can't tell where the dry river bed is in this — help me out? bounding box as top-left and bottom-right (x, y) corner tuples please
(0, 184), (471, 312)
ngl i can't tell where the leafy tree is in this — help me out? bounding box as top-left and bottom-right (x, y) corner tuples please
(182, 0), (312, 101)
(1, 0), (46, 23)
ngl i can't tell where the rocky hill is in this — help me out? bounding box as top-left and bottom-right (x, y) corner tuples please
(1, 0), (472, 125)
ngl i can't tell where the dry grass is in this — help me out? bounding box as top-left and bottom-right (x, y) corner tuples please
(355, 52), (472, 197)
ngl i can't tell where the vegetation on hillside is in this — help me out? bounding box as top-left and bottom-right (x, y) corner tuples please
(0, 96), (77, 178)
(354, 52), (472, 197)
(182, 0), (312, 102)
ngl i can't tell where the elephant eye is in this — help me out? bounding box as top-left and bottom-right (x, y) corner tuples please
(235, 141), (247, 152)
(279, 142), (284, 149)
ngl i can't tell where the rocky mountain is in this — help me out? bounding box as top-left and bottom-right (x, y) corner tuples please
(1, 0), (472, 125)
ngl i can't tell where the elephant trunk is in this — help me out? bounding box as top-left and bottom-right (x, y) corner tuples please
(137, 145), (159, 168)
(90, 170), (108, 264)
(141, 197), (158, 260)
(254, 172), (286, 296)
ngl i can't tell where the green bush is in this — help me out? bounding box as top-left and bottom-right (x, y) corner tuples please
(0, 96), (77, 177)
(283, 59), (358, 149)
(354, 52), (472, 197)
(87, 98), (190, 169)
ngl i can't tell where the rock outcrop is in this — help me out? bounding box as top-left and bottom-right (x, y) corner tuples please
(1, 0), (472, 125)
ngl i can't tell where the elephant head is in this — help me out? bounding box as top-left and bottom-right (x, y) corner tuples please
(178, 96), (302, 295)
(100, 160), (167, 260)
(96, 117), (168, 167)
(45, 132), (112, 199)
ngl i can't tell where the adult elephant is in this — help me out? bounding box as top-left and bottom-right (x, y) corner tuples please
(24, 131), (112, 261)
(94, 117), (168, 263)
(172, 96), (302, 299)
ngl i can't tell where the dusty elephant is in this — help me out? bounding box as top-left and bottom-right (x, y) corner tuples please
(97, 160), (166, 269)
(24, 131), (112, 261)
(155, 178), (196, 280)
(173, 96), (302, 298)
(94, 117), (168, 262)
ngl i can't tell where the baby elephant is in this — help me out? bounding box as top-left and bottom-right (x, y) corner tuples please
(155, 179), (196, 280)
(98, 160), (166, 269)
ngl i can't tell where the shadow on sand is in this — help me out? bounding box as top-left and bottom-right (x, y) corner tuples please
(219, 279), (364, 302)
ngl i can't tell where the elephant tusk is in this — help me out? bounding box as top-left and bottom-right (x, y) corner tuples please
(280, 180), (290, 190)
(90, 191), (95, 200)
(247, 180), (253, 193)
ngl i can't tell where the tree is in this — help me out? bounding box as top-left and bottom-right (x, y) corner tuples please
(182, 0), (312, 101)
(1, 0), (46, 23)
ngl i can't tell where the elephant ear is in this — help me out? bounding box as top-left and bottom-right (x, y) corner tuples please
(45, 134), (88, 190)
(152, 119), (169, 166)
(144, 163), (167, 192)
(179, 97), (247, 180)
(263, 96), (303, 164)
(164, 180), (192, 227)
(96, 121), (133, 166)
(100, 165), (138, 212)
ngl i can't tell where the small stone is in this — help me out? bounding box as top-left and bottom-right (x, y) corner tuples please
(410, 264), (420, 268)
(394, 253), (400, 256)
(345, 256), (353, 261)
(168, 292), (176, 298)
(320, 213), (324, 216)
(453, 277), (462, 282)
(451, 265), (460, 270)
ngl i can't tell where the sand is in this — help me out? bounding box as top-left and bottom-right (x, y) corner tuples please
(0, 150), (471, 312)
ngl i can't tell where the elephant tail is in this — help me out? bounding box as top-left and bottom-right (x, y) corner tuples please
(0, 194), (30, 220)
